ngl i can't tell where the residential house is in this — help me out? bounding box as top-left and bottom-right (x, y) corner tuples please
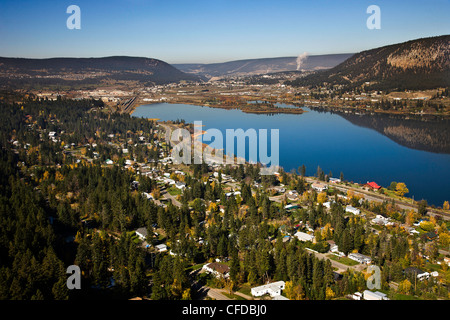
(444, 256), (450, 266)
(345, 205), (361, 215)
(251, 281), (286, 298)
(135, 227), (148, 241)
(363, 290), (389, 300)
(175, 181), (186, 190)
(366, 181), (381, 190)
(348, 252), (372, 264)
(311, 182), (328, 192)
(327, 240), (339, 253)
(329, 178), (341, 184)
(352, 292), (363, 300)
(294, 231), (315, 242)
(202, 262), (230, 279)
(155, 244), (168, 252)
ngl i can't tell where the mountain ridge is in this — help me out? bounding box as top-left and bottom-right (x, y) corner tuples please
(0, 56), (200, 88)
(288, 35), (450, 90)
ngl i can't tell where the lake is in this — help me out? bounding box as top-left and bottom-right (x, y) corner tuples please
(133, 103), (450, 207)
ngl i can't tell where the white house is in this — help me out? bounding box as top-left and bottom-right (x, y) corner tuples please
(329, 178), (341, 184)
(251, 281), (286, 297)
(142, 192), (154, 200)
(202, 262), (230, 279)
(175, 181), (186, 189)
(327, 240), (339, 253)
(294, 231), (315, 242)
(363, 290), (389, 300)
(155, 244), (167, 252)
(352, 292), (363, 300)
(348, 253), (372, 264)
(311, 182), (328, 192)
(345, 205), (360, 215)
(372, 215), (389, 226)
(135, 227), (148, 240)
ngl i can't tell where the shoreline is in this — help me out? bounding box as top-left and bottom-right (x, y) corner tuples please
(127, 98), (450, 119)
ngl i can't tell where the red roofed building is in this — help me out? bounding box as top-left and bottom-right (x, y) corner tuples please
(367, 181), (381, 190)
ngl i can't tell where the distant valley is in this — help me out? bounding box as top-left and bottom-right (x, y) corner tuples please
(173, 53), (354, 79)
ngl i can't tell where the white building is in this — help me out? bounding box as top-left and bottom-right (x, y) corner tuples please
(352, 292), (363, 300)
(155, 244), (167, 252)
(294, 231), (315, 242)
(135, 227), (148, 240)
(329, 178), (341, 184)
(175, 181), (186, 189)
(202, 262), (230, 279)
(345, 205), (361, 215)
(372, 215), (389, 226)
(251, 281), (286, 297)
(363, 290), (389, 300)
(348, 252), (372, 264)
(311, 182), (328, 192)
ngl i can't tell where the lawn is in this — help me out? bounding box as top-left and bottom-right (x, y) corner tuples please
(222, 292), (248, 300)
(237, 284), (252, 297)
(392, 293), (421, 300)
(327, 254), (360, 266)
(167, 186), (182, 196)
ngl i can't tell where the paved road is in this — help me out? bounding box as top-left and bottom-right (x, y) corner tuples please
(162, 190), (182, 208)
(206, 288), (232, 300)
(304, 177), (450, 221)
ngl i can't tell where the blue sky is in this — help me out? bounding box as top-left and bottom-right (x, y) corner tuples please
(0, 0), (449, 63)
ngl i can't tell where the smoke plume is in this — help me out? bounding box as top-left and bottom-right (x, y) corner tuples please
(296, 52), (309, 71)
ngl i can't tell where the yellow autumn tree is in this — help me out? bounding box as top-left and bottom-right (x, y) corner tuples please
(420, 220), (435, 232)
(395, 182), (409, 197)
(325, 287), (335, 300)
(181, 288), (191, 300)
(208, 202), (219, 213)
(152, 187), (161, 200)
(284, 281), (295, 300)
(398, 279), (412, 295)
(55, 171), (64, 181)
(443, 201), (450, 211)
(42, 170), (50, 181)
(405, 210), (416, 227)
(322, 223), (334, 239)
(439, 232), (450, 248)
(317, 192), (327, 204)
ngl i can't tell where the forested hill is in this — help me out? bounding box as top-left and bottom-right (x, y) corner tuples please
(288, 35), (450, 91)
(0, 56), (200, 89)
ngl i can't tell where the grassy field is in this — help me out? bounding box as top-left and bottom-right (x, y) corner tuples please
(237, 284), (252, 297)
(327, 254), (360, 266)
(167, 186), (182, 196)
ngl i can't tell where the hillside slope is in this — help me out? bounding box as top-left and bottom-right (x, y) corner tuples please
(288, 35), (450, 91)
(0, 56), (200, 88)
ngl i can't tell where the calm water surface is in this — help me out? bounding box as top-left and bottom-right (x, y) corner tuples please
(133, 103), (450, 206)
